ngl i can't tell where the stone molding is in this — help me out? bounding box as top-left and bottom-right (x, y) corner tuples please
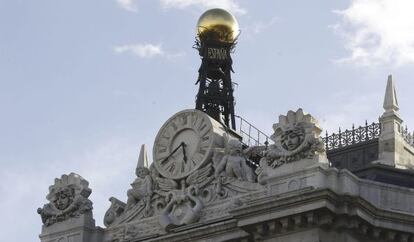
(232, 188), (414, 242)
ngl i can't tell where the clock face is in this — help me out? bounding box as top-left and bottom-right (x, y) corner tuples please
(153, 110), (216, 179)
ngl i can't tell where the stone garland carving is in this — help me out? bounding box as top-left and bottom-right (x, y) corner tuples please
(37, 173), (93, 226)
(256, 109), (325, 179)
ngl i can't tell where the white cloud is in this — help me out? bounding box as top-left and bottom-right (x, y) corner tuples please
(114, 43), (164, 58)
(334, 0), (414, 66)
(242, 16), (279, 38)
(116, 0), (139, 12)
(114, 43), (185, 59)
(252, 17), (279, 34)
(160, 0), (246, 15)
(115, 0), (246, 15)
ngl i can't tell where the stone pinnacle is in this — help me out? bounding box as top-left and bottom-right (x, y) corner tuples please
(137, 144), (149, 168)
(383, 74), (399, 113)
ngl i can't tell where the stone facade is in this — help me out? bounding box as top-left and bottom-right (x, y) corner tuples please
(38, 77), (414, 242)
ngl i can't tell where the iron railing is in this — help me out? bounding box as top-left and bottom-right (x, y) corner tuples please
(323, 121), (381, 151)
(235, 115), (270, 146)
(400, 126), (414, 148)
(234, 116), (414, 151)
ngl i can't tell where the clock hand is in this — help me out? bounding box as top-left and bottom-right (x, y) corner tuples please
(182, 142), (188, 164)
(161, 142), (184, 165)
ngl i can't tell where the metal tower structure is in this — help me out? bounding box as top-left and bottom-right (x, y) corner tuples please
(194, 8), (239, 130)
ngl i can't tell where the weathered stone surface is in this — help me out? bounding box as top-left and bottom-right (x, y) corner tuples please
(256, 108), (327, 184)
(39, 101), (414, 242)
(230, 164), (414, 241)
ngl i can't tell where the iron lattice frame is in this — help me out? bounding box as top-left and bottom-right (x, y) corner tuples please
(194, 37), (237, 130)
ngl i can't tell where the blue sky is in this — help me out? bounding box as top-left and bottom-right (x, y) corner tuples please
(1, 0), (414, 241)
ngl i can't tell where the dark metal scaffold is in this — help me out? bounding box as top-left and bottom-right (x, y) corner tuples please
(194, 38), (237, 130)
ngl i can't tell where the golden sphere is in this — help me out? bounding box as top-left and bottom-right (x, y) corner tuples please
(197, 8), (239, 43)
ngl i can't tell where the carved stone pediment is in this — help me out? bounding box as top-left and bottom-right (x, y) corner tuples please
(102, 110), (266, 242)
(104, 135), (263, 241)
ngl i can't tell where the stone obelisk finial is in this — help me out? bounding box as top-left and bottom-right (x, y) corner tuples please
(137, 144), (149, 168)
(378, 75), (407, 167)
(383, 75), (399, 114)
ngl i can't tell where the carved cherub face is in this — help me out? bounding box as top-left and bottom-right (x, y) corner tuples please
(136, 167), (150, 178)
(281, 127), (304, 151)
(228, 139), (242, 155)
(54, 187), (73, 210)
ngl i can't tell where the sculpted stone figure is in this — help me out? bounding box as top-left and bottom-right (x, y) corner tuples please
(258, 109), (325, 173)
(214, 139), (254, 182)
(124, 145), (154, 215)
(37, 173), (93, 226)
(104, 145), (156, 227)
(159, 185), (203, 231)
(126, 166), (154, 214)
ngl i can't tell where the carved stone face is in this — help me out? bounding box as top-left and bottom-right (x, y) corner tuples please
(281, 128), (304, 151)
(54, 188), (73, 210)
(228, 139), (242, 155)
(136, 167), (150, 178)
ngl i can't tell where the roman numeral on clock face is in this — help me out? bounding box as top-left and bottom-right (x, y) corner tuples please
(170, 122), (178, 132)
(166, 163), (175, 172)
(172, 117), (185, 130)
(201, 135), (209, 142)
(157, 143), (167, 153)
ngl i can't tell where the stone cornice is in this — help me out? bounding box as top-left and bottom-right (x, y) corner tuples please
(230, 188), (414, 241)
